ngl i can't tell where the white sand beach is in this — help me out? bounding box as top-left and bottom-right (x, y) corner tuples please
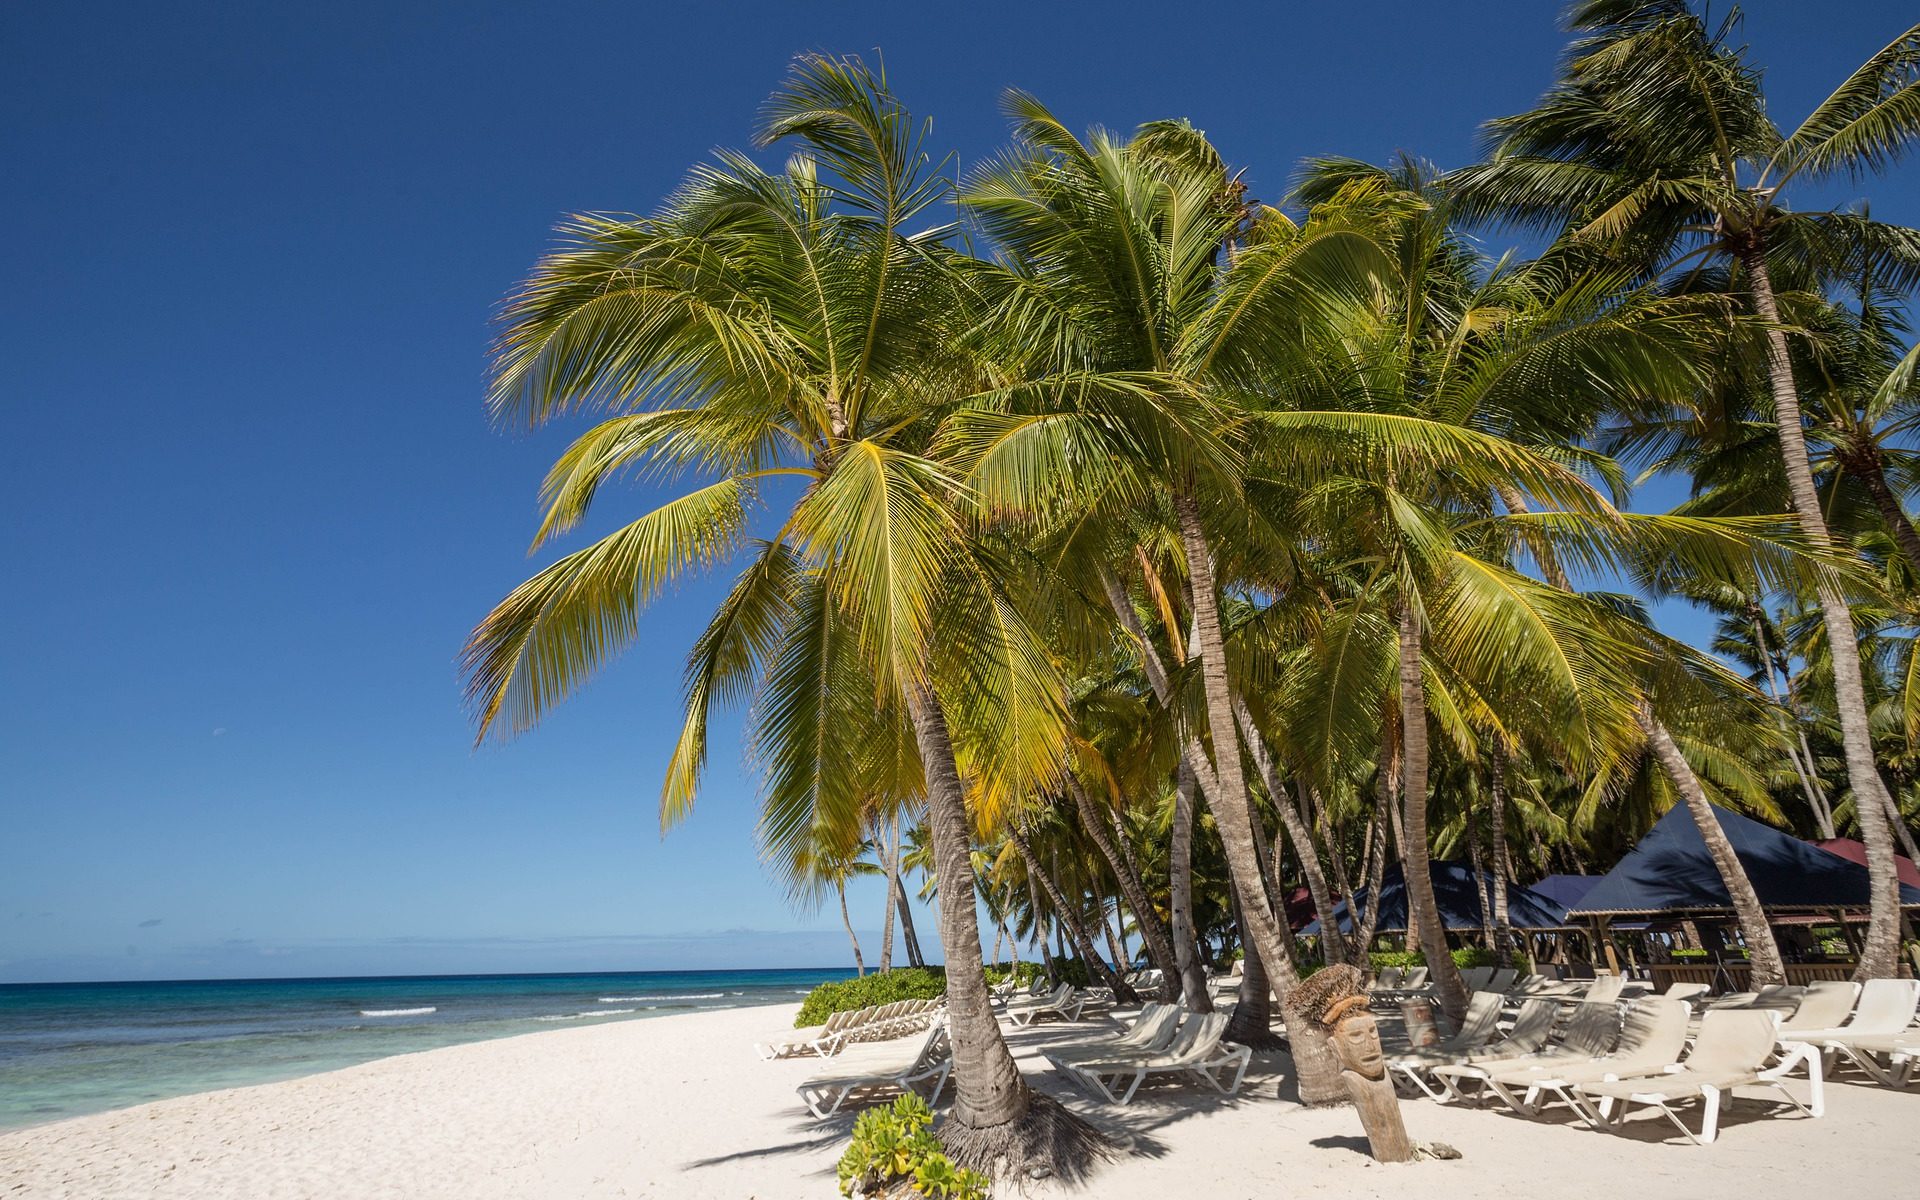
(2, 1002), (1913, 1199)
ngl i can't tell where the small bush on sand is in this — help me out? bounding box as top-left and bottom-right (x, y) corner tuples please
(836, 1095), (988, 1200)
(795, 968), (946, 1028)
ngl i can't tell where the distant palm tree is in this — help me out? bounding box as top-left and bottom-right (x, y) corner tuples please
(464, 57), (1102, 1176)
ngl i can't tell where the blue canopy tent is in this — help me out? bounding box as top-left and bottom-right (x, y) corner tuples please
(1528, 874), (1601, 912)
(1568, 802), (1920, 917)
(1301, 861), (1570, 936)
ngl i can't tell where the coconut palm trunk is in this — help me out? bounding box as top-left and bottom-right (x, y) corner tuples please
(907, 686), (1108, 1173)
(1488, 742), (1515, 968)
(1007, 824), (1137, 1001)
(1173, 493), (1346, 1104)
(1742, 245), (1902, 980)
(894, 866), (926, 969)
(1637, 704), (1788, 985)
(1499, 482), (1792, 980)
(1235, 699), (1346, 965)
(1397, 602), (1470, 1020)
(836, 879), (866, 976)
(1169, 761), (1215, 1012)
(1067, 776), (1181, 986)
(1841, 440), (1920, 579)
(879, 822), (901, 973)
(1223, 896), (1280, 1049)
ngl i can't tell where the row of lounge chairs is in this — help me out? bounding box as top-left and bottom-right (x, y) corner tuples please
(1000, 982), (1113, 1026)
(1388, 977), (1920, 1143)
(1044, 1004), (1253, 1105)
(1371, 965), (1635, 1008)
(795, 1020), (953, 1118)
(755, 998), (946, 1060)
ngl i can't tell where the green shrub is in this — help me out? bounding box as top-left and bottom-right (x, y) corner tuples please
(836, 1095), (988, 1200)
(1363, 947), (1534, 974)
(796, 968), (947, 1029)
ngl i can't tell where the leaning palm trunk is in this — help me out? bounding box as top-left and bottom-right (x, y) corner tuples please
(1637, 706), (1788, 985)
(1744, 246), (1902, 980)
(1236, 699), (1346, 965)
(894, 867), (926, 969)
(1842, 439), (1920, 580)
(1223, 897), (1281, 1049)
(1397, 603), (1469, 1021)
(1068, 776), (1182, 986)
(837, 880), (866, 977)
(1007, 825), (1137, 1002)
(1174, 493), (1346, 1105)
(907, 687), (1109, 1176)
(1500, 481), (1792, 979)
(1170, 762), (1215, 1012)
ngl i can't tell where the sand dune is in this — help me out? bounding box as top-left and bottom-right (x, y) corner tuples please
(2, 1002), (1912, 1198)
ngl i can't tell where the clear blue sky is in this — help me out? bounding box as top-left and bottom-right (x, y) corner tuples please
(3, 1), (1916, 983)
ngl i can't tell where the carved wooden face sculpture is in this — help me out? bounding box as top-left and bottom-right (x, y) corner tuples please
(1333, 1011), (1387, 1080)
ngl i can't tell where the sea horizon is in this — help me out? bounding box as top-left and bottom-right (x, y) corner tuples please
(0, 966), (858, 1130)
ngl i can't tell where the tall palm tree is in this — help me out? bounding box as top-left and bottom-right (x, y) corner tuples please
(1450, 0), (1920, 978)
(463, 57), (1103, 1176)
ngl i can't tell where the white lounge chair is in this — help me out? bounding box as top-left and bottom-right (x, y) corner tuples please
(796, 1021), (953, 1119)
(1431, 1000), (1620, 1103)
(1577, 1010), (1818, 1144)
(1006, 984), (1086, 1026)
(756, 1008), (860, 1060)
(1064, 1011), (1253, 1105)
(1482, 997), (1692, 1118)
(1787, 978), (1920, 1082)
(1388, 990), (1508, 1099)
(1045, 1004), (1181, 1068)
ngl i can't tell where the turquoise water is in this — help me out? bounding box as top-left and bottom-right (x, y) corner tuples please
(0, 968), (852, 1130)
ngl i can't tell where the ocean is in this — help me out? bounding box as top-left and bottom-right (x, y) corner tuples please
(0, 968), (854, 1130)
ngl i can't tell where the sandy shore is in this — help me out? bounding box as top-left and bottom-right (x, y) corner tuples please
(3, 1001), (1913, 1198)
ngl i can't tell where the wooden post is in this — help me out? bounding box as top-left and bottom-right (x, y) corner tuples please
(1595, 917), (1621, 974)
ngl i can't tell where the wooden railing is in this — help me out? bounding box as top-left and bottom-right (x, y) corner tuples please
(1647, 961), (1859, 990)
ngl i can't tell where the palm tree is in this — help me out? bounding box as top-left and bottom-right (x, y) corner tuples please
(463, 57), (1103, 1176)
(1450, 0), (1920, 978)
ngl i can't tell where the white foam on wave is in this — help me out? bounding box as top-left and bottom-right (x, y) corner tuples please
(537, 1008), (638, 1022)
(359, 1007), (436, 1017)
(599, 992), (722, 1002)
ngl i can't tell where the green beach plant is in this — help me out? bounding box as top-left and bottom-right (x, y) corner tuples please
(794, 968), (948, 1028)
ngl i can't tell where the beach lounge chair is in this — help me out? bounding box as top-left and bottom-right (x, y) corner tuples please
(1387, 991), (1508, 1099)
(1371, 966), (1428, 1005)
(1006, 984), (1085, 1026)
(1787, 978), (1920, 1082)
(1063, 1011), (1253, 1105)
(1661, 981), (1711, 1004)
(1485, 968), (1518, 994)
(1370, 966), (1405, 993)
(1808, 1028), (1920, 1087)
(1044, 1004), (1181, 1069)
(1481, 997), (1692, 1118)
(796, 1021), (953, 1119)
(756, 1008), (861, 1060)
(1576, 1010), (1817, 1144)
(1431, 999), (1621, 1103)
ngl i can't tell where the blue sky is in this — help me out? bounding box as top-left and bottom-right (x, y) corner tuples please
(3, 1), (1917, 983)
